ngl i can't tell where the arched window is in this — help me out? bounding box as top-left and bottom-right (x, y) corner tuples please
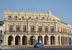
(8, 16), (11, 20)
(15, 16), (18, 20)
(22, 16), (24, 20)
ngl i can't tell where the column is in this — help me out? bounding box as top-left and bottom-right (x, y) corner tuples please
(35, 35), (38, 42)
(55, 35), (58, 45)
(27, 35), (30, 45)
(6, 35), (8, 45)
(42, 36), (44, 44)
(60, 36), (62, 45)
(12, 35), (15, 45)
(4, 35), (8, 45)
(20, 35), (23, 45)
(48, 35), (51, 45)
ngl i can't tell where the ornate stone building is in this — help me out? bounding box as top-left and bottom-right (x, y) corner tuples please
(4, 11), (69, 45)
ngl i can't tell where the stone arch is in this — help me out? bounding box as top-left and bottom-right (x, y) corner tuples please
(15, 35), (20, 45)
(44, 36), (48, 45)
(30, 36), (35, 45)
(22, 36), (27, 45)
(8, 35), (13, 45)
(38, 36), (43, 43)
(50, 36), (55, 45)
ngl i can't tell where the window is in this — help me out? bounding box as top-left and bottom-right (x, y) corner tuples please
(45, 26), (48, 32)
(16, 25), (20, 32)
(9, 25), (13, 32)
(29, 17), (31, 19)
(23, 25), (26, 32)
(53, 19), (55, 21)
(42, 17), (44, 19)
(8, 16), (11, 20)
(15, 16), (17, 20)
(31, 26), (35, 32)
(36, 17), (38, 19)
(50, 26), (54, 33)
(38, 26), (42, 32)
(22, 16), (24, 20)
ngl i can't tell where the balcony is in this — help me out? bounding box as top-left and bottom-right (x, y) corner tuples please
(5, 31), (28, 34)
(5, 31), (68, 35)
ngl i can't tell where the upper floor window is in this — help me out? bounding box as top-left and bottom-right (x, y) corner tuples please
(23, 25), (26, 32)
(9, 25), (13, 32)
(29, 17), (31, 19)
(53, 19), (55, 21)
(31, 26), (35, 32)
(38, 26), (42, 32)
(22, 16), (24, 20)
(45, 26), (48, 33)
(16, 25), (20, 32)
(50, 26), (54, 33)
(42, 17), (44, 20)
(15, 16), (18, 20)
(36, 17), (38, 19)
(8, 16), (11, 20)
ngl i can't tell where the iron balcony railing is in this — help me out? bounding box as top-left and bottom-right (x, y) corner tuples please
(5, 31), (68, 34)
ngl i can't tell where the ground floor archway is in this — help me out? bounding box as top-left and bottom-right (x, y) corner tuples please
(30, 36), (35, 45)
(15, 36), (20, 45)
(44, 36), (48, 45)
(8, 36), (13, 45)
(22, 36), (27, 45)
(38, 36), (43, 43)
(50, 36), (55, 45)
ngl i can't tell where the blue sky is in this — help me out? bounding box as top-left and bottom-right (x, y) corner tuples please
(0, 0), (72, 24)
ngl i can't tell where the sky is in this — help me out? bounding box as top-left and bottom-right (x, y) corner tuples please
(0, 0), (72, 24)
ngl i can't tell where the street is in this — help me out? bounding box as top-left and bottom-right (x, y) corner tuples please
(1, 46), (72, 50)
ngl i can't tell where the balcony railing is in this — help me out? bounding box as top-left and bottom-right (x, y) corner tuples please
(5, 31), (68, 34)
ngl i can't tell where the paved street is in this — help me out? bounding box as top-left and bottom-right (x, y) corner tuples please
(1, 46), (72, 50)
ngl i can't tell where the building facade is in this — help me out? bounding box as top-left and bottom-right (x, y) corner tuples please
(0, 21), (5, 43)
(68, 25), (72, 45)
(4, 11), (69, 45)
